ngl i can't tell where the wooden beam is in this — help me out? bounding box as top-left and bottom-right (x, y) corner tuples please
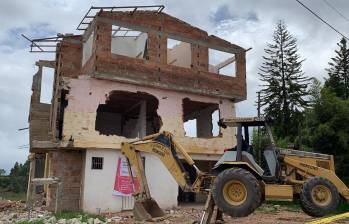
(212, 56), (236, 73)
(35, 60), (56, 68)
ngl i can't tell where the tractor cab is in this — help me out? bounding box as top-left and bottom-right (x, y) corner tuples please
(214, 117), (280, 182)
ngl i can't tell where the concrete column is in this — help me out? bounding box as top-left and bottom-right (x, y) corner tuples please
(31, 66), (42, 103)
(196, 109), (213, 138)
(131, 100), (147, 138)
(26, 153), (36, 210)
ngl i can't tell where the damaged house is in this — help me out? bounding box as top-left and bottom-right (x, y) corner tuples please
(26, 6), (247, 214)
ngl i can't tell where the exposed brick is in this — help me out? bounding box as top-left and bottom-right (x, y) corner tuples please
(46, 150), (84, 212)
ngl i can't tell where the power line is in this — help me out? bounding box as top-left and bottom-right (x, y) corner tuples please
(322, 0), (349, 23)
(295, 0), (349, 41)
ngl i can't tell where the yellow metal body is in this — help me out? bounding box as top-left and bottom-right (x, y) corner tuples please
(306, 211), (349, 224)
(282, 154), (349, 201)
(121, 129), (349, 222)
(120, 131), (214, 222)
(265, 184), (293, 201)
(121, 131), (211, 195)
(219, 149), (349, 203)
(223, 180), (248, 205)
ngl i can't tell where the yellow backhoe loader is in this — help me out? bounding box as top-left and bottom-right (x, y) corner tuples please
(121, 117), (349, 223)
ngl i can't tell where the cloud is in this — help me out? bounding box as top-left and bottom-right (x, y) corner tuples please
(0, 0), (349, 171)
(211, 5), (236, 24)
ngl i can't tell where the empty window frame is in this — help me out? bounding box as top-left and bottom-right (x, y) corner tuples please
(182, 98), (220, 138)
(40, 67), (54, 104)
(82, 31), (94, 66)
(208, 49), (236, 77)
(95, 91), (162, 139)
(111, 25), (148, 59)
(91, 157), (104, 170)
(167, 38), (192, 68)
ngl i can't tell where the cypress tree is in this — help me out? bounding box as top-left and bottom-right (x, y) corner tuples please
(259, 21), (309, 138)
(325, 37), (349, 99)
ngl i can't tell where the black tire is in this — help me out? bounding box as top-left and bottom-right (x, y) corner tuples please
(300, 177), (340, 217)
(212, 168), (261, 217)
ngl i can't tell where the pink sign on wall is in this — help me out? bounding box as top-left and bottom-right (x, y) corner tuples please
(113, 157), (139, 196)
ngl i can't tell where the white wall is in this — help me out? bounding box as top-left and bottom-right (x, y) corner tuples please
(144, 154), (178, 208)
(82, 148), (178, 214)
(167, 41), (191, 68)
(82, 31), (94, 66)
(111, 33), (148, 58)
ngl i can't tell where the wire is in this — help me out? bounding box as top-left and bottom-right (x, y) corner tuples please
(322, 0), (349, 23)
(295, 0), (349, 41)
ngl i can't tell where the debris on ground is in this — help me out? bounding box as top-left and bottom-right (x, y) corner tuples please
(0, 200), (23, 212)
(0, 199), (338, 224)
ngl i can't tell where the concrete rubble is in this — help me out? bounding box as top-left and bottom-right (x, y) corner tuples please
(0, 199), (315, 224)
(0, 200), (122, 224)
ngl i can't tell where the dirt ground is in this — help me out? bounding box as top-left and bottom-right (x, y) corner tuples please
(105, 203), (349, 224)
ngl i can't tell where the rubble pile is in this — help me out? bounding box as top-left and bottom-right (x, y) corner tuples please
(0, 200), (23, 212)
(0, 200), (118, 224)
(0, 200), (313, 224)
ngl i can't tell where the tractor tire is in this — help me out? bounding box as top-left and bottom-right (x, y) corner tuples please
(300, 177), (340, 217)
(212, 168), (261, 217)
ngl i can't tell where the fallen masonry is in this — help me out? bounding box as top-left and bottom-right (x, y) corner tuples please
(0, 199), (316, 224)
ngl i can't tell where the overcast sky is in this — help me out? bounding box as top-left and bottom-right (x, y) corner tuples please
(0, 0), (348, 172)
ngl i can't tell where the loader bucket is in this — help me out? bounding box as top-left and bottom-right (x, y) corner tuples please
(133, 198), (166, 221)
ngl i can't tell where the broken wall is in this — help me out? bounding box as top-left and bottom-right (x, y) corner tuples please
(46, 150), (84, 211)
(62, 77), (236, 154)
(80, 11), (246, 101)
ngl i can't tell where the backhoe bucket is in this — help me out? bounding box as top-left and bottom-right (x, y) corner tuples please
(133, 198), (166, 221)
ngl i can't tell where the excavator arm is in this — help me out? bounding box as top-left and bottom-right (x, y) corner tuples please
(120, 131), (213, 221)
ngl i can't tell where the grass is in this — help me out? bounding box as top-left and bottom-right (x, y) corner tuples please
(335, 201), (349, 214)
(55, 210), (106, 222)
(0, 191), (26, 201)
(256, 200), (301, 214)
(0, 186), (26, 201)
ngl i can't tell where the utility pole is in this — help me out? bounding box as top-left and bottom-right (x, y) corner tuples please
(257, 91), (262, 164)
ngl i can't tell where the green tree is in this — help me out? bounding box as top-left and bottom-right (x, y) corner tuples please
(0, 161), (30, 193)
(304, 88), (349, 182)
(259, 21), (310, 139)
(10, 162), (20, 177)
(0, 169), (6, 176)
(325, 37), (349, 99)
(308, 78), (322, 106)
